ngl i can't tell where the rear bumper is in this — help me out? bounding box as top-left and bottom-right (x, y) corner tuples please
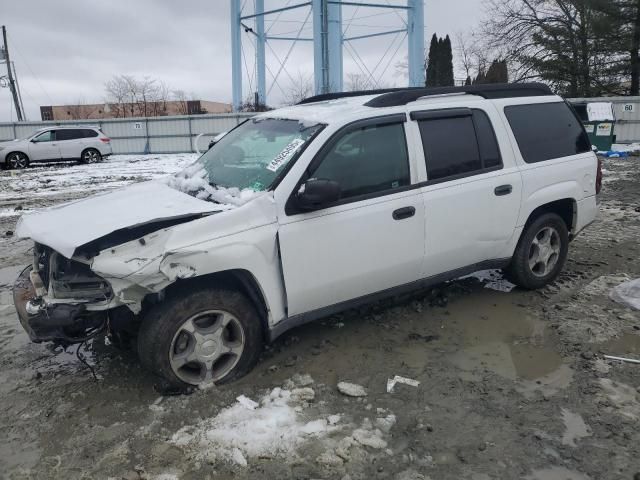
(13, 266), (104, 343)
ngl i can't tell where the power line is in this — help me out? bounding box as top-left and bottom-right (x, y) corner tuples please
(7, 32), (53, 105)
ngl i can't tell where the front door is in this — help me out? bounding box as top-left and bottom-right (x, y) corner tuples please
(28, 130), (61, 161)
(278, 117), (426, 316)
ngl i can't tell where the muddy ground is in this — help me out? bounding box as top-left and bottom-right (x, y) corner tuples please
(0, 155), (639, 480)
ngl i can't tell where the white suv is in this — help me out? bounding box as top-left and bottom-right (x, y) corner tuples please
(0, 126), (112, 169)
(13, 84), (599, 389)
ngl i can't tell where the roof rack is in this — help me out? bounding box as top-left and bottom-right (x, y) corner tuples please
(297, 83), (554, 108)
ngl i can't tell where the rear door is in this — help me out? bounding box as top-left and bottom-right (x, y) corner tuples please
(27, 130), (61, 161)
(412, 105), (523, 275)
(55, 129), (85, 159)
(277, 115), (426, 316)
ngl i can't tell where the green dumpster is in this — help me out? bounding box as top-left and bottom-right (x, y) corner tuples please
(571, 102), (615, 152)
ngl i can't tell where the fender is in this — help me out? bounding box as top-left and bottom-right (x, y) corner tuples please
(517, 180), (580, 228)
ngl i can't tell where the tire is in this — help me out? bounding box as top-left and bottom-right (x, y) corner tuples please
(5, 152), (29, 169)
(137, 288), (263, 390)
(504, 213), (569, 290)
(81, 148), (101, 164)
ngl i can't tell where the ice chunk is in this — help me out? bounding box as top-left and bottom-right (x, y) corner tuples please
(610, 278), (640, 310)
(337, 382), (367, 397)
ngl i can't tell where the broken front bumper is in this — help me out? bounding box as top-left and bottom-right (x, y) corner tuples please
(13, 266), (105, 343)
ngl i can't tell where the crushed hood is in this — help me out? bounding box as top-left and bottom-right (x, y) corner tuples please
(16, 181), (227, 258)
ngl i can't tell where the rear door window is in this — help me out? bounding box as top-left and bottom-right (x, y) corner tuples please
(504, 102), (591, 163)
(415, 109), (502, 182)
(55, 129), (84, 141)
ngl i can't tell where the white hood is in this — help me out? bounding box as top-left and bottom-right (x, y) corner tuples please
(16, 181), (227, 258)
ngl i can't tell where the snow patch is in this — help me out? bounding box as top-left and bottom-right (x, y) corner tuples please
(170, 385), (338, 466)
(337, 381), (367, 397)
(164, 162), (265, 207)
(610, 278), (640, 310)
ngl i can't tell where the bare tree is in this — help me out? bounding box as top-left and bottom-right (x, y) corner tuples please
(282, 71), (314, 105)
(172, 89), (190, 115)
(346, 73), (372, 91)
(455, 32), (491, 82)
(104, 75), (129, 118)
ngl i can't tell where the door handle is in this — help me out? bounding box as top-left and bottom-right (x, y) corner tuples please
(392, 206), (416, 220)
(494, 184), (512, 196)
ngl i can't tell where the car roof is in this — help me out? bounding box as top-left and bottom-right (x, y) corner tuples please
(258, 83), (560, 126)
(35, 125), (100, 132)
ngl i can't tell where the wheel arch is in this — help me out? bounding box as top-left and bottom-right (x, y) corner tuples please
(523, 198), (577, 235)
(4, 150), (30, 162)
(161, 269), (271, 341)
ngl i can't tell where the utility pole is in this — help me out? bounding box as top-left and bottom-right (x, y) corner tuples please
(1, 26), (24, 121)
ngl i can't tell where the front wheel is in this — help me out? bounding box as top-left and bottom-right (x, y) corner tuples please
(504, 213), (569, 290)
(137, 288), (263, 389)
(6, 152), (29, 169)
(81, 148), (101, 164)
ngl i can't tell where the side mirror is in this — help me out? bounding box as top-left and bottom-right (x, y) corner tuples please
(296, 178), (341, 211)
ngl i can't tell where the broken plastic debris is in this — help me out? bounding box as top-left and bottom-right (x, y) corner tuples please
(236, 395), (259, 410)
(387, 375), (420, 393)
(603, 355), (640, 365)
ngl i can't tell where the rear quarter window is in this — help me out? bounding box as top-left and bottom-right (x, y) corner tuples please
(504, 102), (591, 163)
(83, 129), (99, 138)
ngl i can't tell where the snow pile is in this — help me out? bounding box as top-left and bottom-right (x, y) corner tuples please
(169, 377), (399, 468)
(610, 278), (640, 310)
(170, 386), (339, 466)
(165, 162), (264, 207)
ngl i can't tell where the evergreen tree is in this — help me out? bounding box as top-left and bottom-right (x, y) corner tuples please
(425, 34), (455, 87)
(485, 59), (509, 83)
(465, 75), (472, 86)
(426, 34), (439, 87)
(440, 35), (455, 86)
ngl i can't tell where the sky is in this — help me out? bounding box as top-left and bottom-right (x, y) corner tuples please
(0, 0), (485, 122)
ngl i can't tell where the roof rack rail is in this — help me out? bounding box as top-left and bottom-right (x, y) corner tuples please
(297, 88), (406, 105)
(297, 83), (554, 108)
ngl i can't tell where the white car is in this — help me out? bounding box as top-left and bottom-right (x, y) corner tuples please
(0, 126), (112, 169)
(13, 83), (599, 389)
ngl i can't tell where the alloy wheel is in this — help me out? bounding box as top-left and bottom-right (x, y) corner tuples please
(8, 153), (28, 169)
(528, 226), (561, 277)
(169, 309), (245, 385)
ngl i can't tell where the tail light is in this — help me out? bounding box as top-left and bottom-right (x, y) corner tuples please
(596, 157), (603, 194)
(99, 137), (111, 143)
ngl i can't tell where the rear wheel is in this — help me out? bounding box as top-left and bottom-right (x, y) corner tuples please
(505, 213), (569, 289)
(6, 152), (29, 169)
(81, 148), (101, 164)
(137, 288), (263, 389)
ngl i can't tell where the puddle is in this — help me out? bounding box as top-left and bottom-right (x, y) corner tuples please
(601, 332), (640, 357)
(560, 408), (590, 447)
(447, 291), (567, 383)
(524, 466), (591, 480)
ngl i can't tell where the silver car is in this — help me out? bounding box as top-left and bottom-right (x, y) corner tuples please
(0, 126), (112, 169)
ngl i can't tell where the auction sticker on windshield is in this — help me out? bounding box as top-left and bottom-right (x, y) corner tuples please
(266, 138), (305, 172)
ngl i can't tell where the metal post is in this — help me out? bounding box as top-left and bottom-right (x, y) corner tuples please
(2, 26), (24, 121)
(230, 0), (242, 111)
(407, 0), (425, 87)
(312, 0), (324, 94)
(255, 0), (266, 106)
(327, 1), (343, 91)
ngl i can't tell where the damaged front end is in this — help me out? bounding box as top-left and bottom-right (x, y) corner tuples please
(13, 243), (113, 343)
